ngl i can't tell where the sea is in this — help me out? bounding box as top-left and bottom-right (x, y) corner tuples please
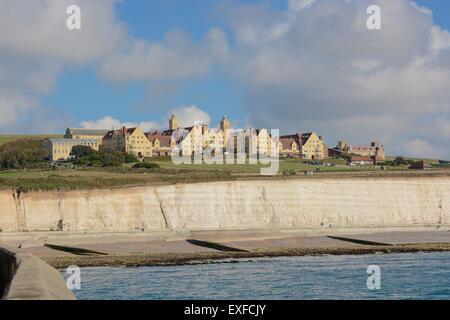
(63, 251), (450, 300)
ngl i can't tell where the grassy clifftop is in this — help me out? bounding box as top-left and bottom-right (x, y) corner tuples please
(1, 165), (449, 192)
(0, 135), (63, 146)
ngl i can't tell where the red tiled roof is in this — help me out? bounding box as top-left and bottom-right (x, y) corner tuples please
(280, 137), (297, 150)
(158, 135), (172, 147)
(350, 156), (372, 161)
(280, 133), (301, 145)
(145, 131), (172, 147)
(104, 127), (137, 139)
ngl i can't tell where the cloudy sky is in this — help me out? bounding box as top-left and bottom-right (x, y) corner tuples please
(0, 0), (449, 159)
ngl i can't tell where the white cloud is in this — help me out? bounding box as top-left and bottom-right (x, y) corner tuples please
(0, 92), (34, 129)
(169, 105), (211, 127)
(79, 116), (163, 132)
(99, 28), (229, 82)
(224, 0), (450, 159)
(0, 0), (126, 132)
(405, 138), (445, 159)
(288, 0), (317, 14)
(430, 26), (450, 51)
(79, 105), (211, 132)
(0, 1), (223, 134)
(0, 0), (126, 64)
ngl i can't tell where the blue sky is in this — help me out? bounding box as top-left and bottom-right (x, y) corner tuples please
(43, 0), (450, 126)
(1, 0), (450, 158)
(43, 0), (250, 126)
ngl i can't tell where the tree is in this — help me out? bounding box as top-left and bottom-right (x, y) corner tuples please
(393, 156), (408, 166)
(133, 162), (160, 169)
(123, 152), (138, 163)
(0, 139), (46, 169)
(70, 145), (97, 158)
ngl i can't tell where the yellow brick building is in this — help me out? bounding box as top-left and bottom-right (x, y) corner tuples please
(300, 132), (327, 159)
(237, 128), (277, 158)
(64, 128), (108, 144)
(299, 132), (328, 159)
(145, 131), (176, 157)
(101, 126), (152, 158)
(278, 137), (301, 157)
(43, 138), (99, 161)
(337, 140), (385, 160)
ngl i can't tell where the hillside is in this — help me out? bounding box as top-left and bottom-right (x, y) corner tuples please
(0, 135), (63, 146)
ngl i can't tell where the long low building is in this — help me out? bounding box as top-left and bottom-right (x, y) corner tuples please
(43, 138), (100, 161)
(337, 140), (385, 160)
(64, 128), (109, 144)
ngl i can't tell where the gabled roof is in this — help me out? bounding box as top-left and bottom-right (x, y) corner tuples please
(145, 131), (160, 142)
(145, 131), (172, 147)
(66, 128), (109, 136)
(279, 137), (298, 150)
(280, 133), (302, 145)
(300, 132), (314, 144)
(103, 127), (138, 139)
(48, 138), (98, 144)
(124, 127), (137, 135)
(158, 135), (172, 147)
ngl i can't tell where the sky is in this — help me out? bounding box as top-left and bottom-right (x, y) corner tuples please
(0, 0), (449, 159)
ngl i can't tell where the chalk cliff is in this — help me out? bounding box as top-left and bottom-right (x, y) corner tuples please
(0, 177), (449, 232)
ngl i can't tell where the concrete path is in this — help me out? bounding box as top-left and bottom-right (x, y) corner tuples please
(1, 229), (449, 258)
(220, 235), (365, 251)
(324, 230), (450, 245)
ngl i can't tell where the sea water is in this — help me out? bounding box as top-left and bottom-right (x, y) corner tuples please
(64, 252), (450, 300)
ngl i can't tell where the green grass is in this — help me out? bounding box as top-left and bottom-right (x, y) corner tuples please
(1, 151), (448, 192)
(0, 167), (235, 191)
(146, 157), (375, 173)
(0, 134), (63, 146)
(384, 155), (441, 163)
(0, 157), (368, 192)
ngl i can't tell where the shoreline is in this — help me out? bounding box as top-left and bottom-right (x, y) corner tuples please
(44, 243), (450, 269)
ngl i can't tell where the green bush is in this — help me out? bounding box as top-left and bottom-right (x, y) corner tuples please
(73, 150), (137, 167)
(393, 156), (409, 166)
(70, 145), (98, 158)
(133, 162), (160, 169)
(123, 153), (138, 163)
(0, 139), (46, 169)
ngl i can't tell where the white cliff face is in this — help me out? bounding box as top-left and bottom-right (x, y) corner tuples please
(0, 177), (449, 232)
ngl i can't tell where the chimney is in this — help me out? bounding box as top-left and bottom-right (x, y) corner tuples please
(202, 124), (208, 135)
(169, 115), (179, 130)
(122, 126), (127, 136)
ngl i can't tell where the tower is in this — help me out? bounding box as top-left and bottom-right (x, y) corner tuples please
(220, 115), (230, 132)
(169, 114), (179, 130)
(220, 115), (231, 147)
(338, 140), (349, 151)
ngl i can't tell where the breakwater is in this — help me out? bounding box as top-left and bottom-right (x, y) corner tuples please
(0, 176), (449, 232)
(0, 247), (75, 299)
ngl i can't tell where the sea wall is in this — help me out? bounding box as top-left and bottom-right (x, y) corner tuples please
(0, 247), (16, 298)
(0, 247), (75, 300)
(0, 177), (449, 232)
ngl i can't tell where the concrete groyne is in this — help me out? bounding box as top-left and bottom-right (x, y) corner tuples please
(0, 176), (449, 233)
(0, 247), (75, 300)
(0, 247), (16, 298)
